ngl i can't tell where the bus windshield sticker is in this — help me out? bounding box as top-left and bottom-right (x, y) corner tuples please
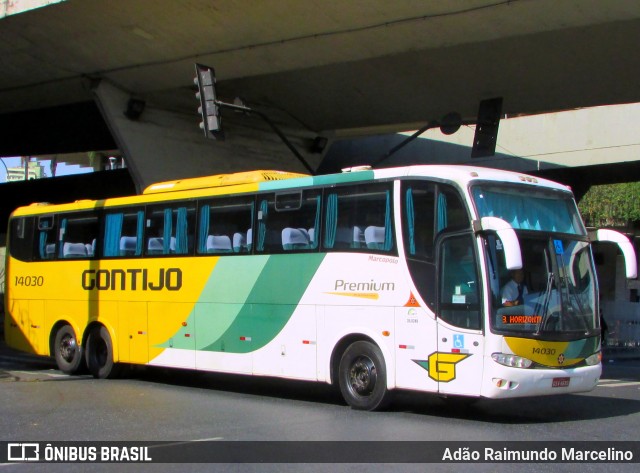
(554, 239), (564, 255)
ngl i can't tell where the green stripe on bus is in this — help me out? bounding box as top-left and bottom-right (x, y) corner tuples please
(157, 256), (269, 351)
(565, 337), (599, 359)
(258, 170), (375, 191)
(160, 253), (325, 353)
(201, 253), (325, 353)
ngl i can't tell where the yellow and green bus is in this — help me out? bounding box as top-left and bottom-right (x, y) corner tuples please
(4, 165), (636, 410)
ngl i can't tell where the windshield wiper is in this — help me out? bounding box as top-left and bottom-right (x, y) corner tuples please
(560, 269), (591, 334)
(535, 272), (554, 334)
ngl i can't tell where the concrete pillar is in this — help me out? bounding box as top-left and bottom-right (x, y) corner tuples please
(92, 80), (323, 193)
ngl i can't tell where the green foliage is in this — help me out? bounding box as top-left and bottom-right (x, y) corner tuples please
(578, 182), (640, 227)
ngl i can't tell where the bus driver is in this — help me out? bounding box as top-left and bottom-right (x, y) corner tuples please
(501, 269), (528, 307)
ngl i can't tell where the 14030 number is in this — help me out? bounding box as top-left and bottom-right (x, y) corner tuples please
(14, 276), (44, 287)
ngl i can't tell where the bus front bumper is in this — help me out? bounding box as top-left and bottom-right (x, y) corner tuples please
(480, 361), (601, 399)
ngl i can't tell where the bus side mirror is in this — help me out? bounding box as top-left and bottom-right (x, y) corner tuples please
(591, 229), (637, 279)
(474, 217), (522, 271)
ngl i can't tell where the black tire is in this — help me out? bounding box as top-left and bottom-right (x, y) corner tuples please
(53, 325), (84, 374)
(338, 341), (392, 411)
(85, 325), (121, 379)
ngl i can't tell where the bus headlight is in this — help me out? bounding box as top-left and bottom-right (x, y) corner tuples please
(491, 353), (533, 368)
(585, 352), (601, 366)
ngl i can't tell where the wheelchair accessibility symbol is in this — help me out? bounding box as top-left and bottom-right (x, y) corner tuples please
(453, 334), (465, 349)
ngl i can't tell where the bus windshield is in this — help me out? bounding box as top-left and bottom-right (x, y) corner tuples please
(471, 184), (585, 235)
(473, 183), (597, 338)
(486, 233), (598, 339)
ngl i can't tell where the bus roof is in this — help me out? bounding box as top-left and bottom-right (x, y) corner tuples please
(401, 165), (572, 192)
(10, 165), (572, 217)
(142, 170), (309, 194)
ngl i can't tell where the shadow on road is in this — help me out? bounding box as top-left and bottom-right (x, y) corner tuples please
(2, 338), (640, 424)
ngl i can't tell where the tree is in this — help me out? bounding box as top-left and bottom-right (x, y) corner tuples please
(578, 182), (640, 227)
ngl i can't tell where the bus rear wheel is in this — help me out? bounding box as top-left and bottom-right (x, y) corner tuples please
(53, 325), (84, 374)
(85, 325), (121, 379)
(338, 341), (392, 411)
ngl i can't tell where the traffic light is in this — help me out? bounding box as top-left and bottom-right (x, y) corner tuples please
(471, 97), (503, 158)
(194, 63), (222, 139)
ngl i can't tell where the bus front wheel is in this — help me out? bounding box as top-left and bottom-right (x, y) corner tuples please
(338, 341), (392, 411)
(53, 325), (84, 375)
(85, 325), (120, 379)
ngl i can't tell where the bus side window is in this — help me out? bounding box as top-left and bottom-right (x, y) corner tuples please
(59, 212), (99, 259)
(435, 188), (477, 328)
(34, 216), (57, 260)
(439, 234), (481, 330)
(197, 196), (254, 254)
(8, 216), (36, 262)
(403, 181), (436, 260)
(145, 203), (196, 256)
(103, 209), (145, 257)
(324, 183), (394, 253)
(256, 190), (321, 253)
(436, 185), (470, 234)
(402, 181), (437, 308)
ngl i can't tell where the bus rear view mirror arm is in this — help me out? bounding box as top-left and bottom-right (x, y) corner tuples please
(590, 229), (638, 279)
(473, 217), (523, 271)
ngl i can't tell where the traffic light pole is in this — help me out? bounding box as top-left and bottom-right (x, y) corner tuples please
(371, 120), (438, 168)
(216, 100), (316, 175)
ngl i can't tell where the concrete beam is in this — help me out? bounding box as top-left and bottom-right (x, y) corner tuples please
(92, 80), (323, 192)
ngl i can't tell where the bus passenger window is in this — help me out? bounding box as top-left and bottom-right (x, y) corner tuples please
(103, 209), (145, 257)
(35, 216), (57, 260)
(145, 204), (195, 256)
(255, 190), (321, 253)
(324, 183), (394, 253)
(58, 213), (99, 259)
(197, 196), (254, 255)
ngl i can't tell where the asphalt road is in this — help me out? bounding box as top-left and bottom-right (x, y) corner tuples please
(1, 340), (639, 473)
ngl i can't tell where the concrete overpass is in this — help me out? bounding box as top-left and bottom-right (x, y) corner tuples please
(1, 0), (640, 192)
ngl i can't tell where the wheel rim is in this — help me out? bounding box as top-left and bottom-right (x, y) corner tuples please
(348, 355), (378, 398)
(59, 334), (77, 363)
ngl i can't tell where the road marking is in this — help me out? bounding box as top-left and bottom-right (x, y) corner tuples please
(148, 438), (225, 450)
(598, 379), (640, 388)
(9, 370), (69, 378)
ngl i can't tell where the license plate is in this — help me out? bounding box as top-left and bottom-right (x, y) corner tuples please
(552, 377), (570, 388)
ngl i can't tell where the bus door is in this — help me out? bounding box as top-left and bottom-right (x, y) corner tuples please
(436, 233), (484, 396)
